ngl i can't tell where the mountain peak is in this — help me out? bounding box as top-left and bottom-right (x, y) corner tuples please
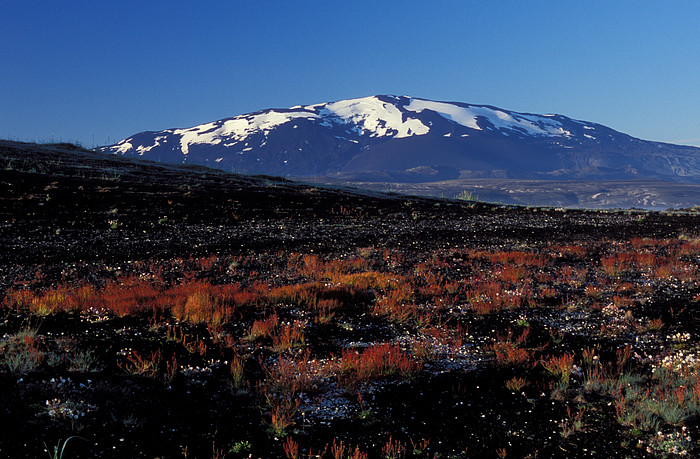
(100, 96), (700, 183)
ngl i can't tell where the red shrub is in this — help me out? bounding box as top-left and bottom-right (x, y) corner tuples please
(490, 328), (531, 367)
(498, 265), (529, 284)
(491, 341), (530, 367)
(340, 343), (421, 385)
(265, 351), (313, 397)
(382, 436), (406, 459)
(329, 440), (367, 459)
(555, 244), (588, 257)
(542, 353), (575, 383)
(272, 321), (305, 351)
(247, 314), (279, 341)
(601, 255), (625, 277)
(372, 287), (417, 323)
(490, 250), (549, 267)
(1, 288), (35, 312)
(283, 437), (299, 459)
(103, 277), (161, 317)
(120, 349), (162, 378)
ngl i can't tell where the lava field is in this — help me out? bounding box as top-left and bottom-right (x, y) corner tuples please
(2, 141), (700, 458)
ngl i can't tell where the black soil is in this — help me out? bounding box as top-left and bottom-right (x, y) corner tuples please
(2, 141), (700, 458)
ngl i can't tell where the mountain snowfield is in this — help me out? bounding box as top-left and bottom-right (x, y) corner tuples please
(101, 95), (700, 185)
(111, 95), (584, 155)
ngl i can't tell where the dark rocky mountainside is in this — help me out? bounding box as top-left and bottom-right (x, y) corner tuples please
(99, 95), (700, 184)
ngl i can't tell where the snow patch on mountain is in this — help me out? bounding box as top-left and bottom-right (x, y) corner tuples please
(171, 111), (319, 154)
(113, 139), (133, 154)
(405, 99), (481, 130)
(405, 99), (572, 137)
(309, 96), (429, 138)
(135, 135), (166, 156)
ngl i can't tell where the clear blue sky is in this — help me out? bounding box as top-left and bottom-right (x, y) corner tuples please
(3, 1), (700, 147)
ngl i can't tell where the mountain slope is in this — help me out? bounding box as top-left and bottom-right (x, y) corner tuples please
(100, 95), (700, 183)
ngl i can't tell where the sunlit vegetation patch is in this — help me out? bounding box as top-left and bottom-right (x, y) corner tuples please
(2, 237), (700, 457)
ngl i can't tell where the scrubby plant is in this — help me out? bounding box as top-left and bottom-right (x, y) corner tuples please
(228, 440), (252, 455)
(381, 436), (406, 459)
(542, 353), (575, 386)
(559, 406), (585, 439)
(264, 352), (314, 397)
(272, 321), (306, 351)
(229, 354), (246, 390)
(340, 343), (421, 386)
(119, 349), (162, 378)
(490, 328), (531, 367)
(246, 314), (279, 341)
(67, 349), (98, 372)
(1, 324), (44, 374)
(283, 437), (299, 459)
(266, 396), (301, 438)
(505, 376), (529, 392)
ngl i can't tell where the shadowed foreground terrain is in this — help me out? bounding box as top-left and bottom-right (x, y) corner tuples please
(2, 141), (700, 458)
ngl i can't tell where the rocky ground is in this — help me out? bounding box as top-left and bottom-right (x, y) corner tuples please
(2, 141), (700, 458)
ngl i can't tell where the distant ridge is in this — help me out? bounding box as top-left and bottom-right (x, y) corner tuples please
(100, 95), (700, 185)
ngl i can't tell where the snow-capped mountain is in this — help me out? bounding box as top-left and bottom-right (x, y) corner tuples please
(100, 95), (700, 182)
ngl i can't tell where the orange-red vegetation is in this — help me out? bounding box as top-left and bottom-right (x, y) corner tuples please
(272, 321), (306, 351)
(497, 264), (529, 284)
(339, 343), (421, 385)
(554, 244), (589, 257)
(372, 283), (418, 323)
(119, 349), (163, 378)
(491, 328), (531, 367)
(247, 314), (279, 341)
(264, 352), (314, 397)
(489, 250), (549, 267)
(541, 353), (575, 383)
